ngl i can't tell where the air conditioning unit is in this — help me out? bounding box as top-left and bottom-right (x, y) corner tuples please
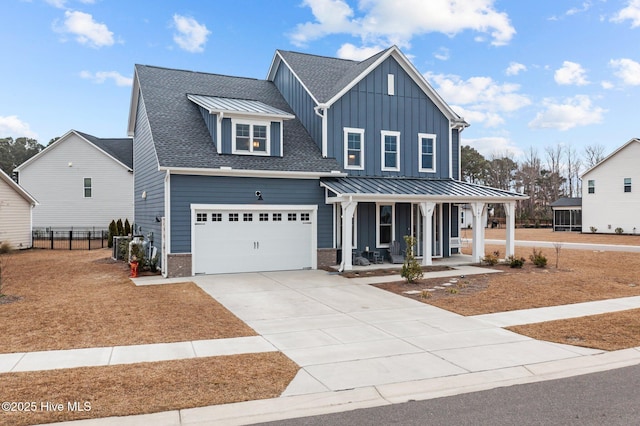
(112, 236), (131, 260)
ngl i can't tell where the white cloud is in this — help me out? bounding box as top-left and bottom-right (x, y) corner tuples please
(0, 115), (38, 139)
(601, 80), (614, 89)
(554, 61), (589, 85)
(172, 14), (210, 53)
(434, 47), (450, 61)
(336, 43), (383, 60)
(462, 136), (524, 158)
(290, 0), (515, 48)
(611, 0), (640, 27)
(45, 0), (67, 8)
(610, 58), (640, 85)
(80, 70), (132, 87)
(60, 10), (114, 48)
(505, 62), (526, 76)
(566, 1), (591, 16)
(425, 72), (531, 127)
(528, 95), (605, 131)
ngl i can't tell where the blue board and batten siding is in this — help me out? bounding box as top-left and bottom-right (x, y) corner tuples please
(169, 175), (331, 253)
(133, 93), (165, 252)
(272, 63), (323, 151)
(327, 57), (451, 178)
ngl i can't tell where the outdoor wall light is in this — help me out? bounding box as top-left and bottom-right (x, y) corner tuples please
(68, 162), (73, 167)
(255, 190), (263, 201)
(141, 190), (147, 200)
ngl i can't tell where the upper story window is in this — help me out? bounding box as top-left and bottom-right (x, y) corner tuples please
(344, 128), (365, 170)
(381, 130), (400, 171)
(233, 120), (269, 155)
(588, 180), (595, 194)
(418, 133), (436, 172)
(624, 178), (632, 192)
(83, 178), (92, 198)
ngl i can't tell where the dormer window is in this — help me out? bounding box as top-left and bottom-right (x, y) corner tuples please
(233, 121), (269, 154)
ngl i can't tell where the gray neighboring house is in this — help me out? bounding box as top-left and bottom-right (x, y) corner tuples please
(550, 197), (582, 232)
(128, 46), (527, 278)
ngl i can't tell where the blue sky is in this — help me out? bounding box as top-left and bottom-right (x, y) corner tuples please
(3, 0), (640, 164)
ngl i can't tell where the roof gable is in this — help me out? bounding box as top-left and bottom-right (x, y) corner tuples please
(581, 138), (640, 178)
(0, 168), (37, 206)
(15, 130), (133, 172)
(267, 46), (467, 128)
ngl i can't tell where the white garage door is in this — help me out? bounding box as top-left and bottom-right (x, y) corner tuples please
(192, 205), (316, 275)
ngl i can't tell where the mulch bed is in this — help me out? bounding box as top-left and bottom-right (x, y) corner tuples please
(336, 265), (453, 278)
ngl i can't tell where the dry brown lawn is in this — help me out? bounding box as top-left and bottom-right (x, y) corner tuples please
(0, 353), (298, 426)
(376, 229), (640, 351)
(0, 249), (298, 424)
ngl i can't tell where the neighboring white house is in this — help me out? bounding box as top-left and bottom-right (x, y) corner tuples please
(0, 168), (37, 248)
(581, 138), (640, 234)
(14, 130), (133, 230)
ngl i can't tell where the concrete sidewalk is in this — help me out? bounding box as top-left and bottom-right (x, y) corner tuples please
(20, 267), (640, 425)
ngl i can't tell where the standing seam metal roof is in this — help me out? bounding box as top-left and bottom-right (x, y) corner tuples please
(187, 94), (295, 118)
(321, 177), (527, 199)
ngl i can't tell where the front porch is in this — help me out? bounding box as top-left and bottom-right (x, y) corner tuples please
(320, 177), (528, 272)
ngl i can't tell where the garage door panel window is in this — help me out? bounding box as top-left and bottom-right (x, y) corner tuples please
(288, 213), (297, 221)
(273, 213), (282, 221)
(196, 213), (207, 222)
(259, 213), (269, 221)
(212, 213), (222, 221)
(243, 213), (253, 221)
(301, 213), (310, 221)
(229, 213), (239, 222)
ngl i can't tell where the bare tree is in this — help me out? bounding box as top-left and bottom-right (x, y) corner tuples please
(584, 144), (606, 169)
(564, 145), (583, 197)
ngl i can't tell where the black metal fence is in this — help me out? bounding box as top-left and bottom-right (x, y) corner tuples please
(32, 229), (109, 250)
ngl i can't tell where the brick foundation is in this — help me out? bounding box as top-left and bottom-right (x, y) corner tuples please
(317, 248), (337, 268)
(166, 253), (192, 278)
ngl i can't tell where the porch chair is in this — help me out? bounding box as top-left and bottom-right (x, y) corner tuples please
(388, 241), (404, 264)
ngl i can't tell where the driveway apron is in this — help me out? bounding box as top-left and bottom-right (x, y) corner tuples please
(192, 270), (599, 395)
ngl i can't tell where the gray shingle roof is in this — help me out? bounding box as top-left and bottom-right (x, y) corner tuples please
(277, 48), (390, 104)
(76, 131), (133, 169)
(135, 64), (341, 172)
(321, 177), (527, 200)
(550, 197), (582, 208)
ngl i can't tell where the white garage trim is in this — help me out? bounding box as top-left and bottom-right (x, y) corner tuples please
(190, 204), (318, 275)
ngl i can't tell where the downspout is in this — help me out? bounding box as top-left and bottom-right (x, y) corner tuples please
(215, 111), (224, 154)
(314, 104), (328, 158)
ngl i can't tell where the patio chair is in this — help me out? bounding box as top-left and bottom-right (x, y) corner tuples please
(388, 241), (404, 264)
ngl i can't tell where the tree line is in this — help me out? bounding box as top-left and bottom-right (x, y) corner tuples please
(461, 143), (607, 224)
(0, 137), (61, 177)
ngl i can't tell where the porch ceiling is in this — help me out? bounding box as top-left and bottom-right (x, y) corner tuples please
(320, 177), (528, 202)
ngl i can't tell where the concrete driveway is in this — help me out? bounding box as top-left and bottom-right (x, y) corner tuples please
(192, 270), (600, 395)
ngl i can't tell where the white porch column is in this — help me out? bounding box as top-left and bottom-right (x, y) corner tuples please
(339, 200), (358, 272)
(419, 202), (435, 266)
(470, 202), (485, 263)
(504, 201), (516, 258)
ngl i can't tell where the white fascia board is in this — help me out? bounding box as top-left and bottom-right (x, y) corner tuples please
(267, 51), (321, 106)
(127, 70), (141, 137)
(322, 193), (527, 204)
(580, 138), (640, 179)
(14, 129), (76, 172)
(0, 169), (38, 205)
(161, 166), (347, 179)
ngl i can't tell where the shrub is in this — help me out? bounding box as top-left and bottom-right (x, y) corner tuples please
(0, 242), (12, 254)
(482, 250), (500, 266)
(507, 255), (526, 268)
(615, 227), (624, 235)
(107, 220), (117, 248)
(116, 219), (124, 236)
(529, 248), (547, 268)
(590, 226), (597, 233)
(401, 235), (423, 283)
(124, 219), (131, 236)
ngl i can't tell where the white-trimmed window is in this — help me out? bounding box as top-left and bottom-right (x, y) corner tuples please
(232, 120), (269, 155)
(624, 178), (632, 193)
(83, 177), (92, 198)
(381, 130), (400, 171)
(418, 133), (436, 172)
(344, 127), (364, 170)
(588, 180), (595, 194)
(376, 204), (394, 248)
